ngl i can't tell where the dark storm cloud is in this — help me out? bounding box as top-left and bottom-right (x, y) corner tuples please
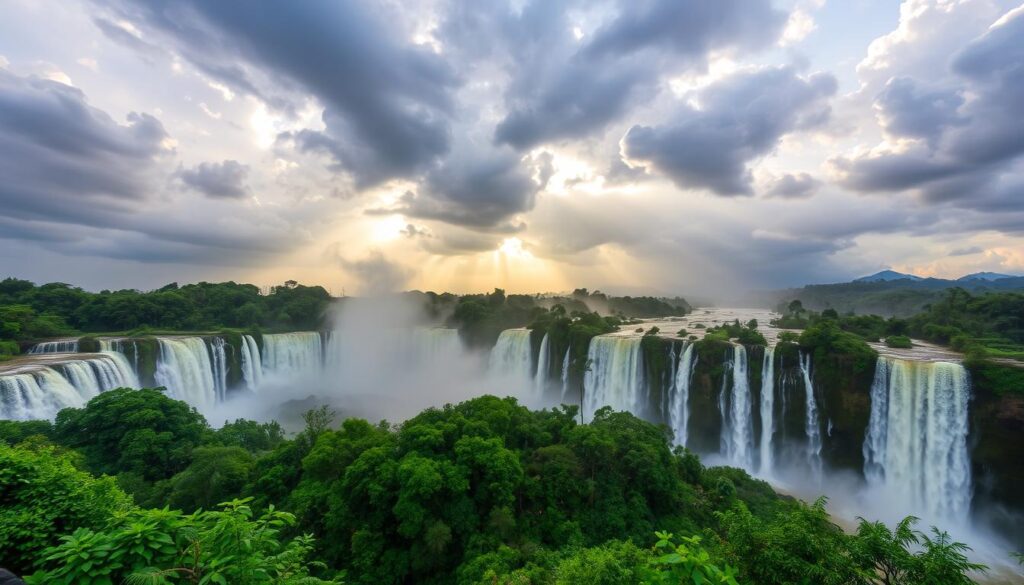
(489, 0), (787, 150)
(621, 67), (836, 195)
(583, 0), (785, 58)
(765, 173), (821, 199)
(394, 152), (538, 229)
(874, 77), (964, 146)
(0, 69), (317, 266)
(835, 7), (1024, 219)
(102, 0), (457, 187)
(0, 69), (167, 225)
(179, 160), (250, 199)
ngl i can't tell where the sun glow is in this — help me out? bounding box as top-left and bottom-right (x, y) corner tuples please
(497, 237), (530, 259)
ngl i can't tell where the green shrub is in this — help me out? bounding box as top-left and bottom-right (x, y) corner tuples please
(26, 499), (342, 585)
(0, 443), (132, 575)
(885, 335), (913, 349)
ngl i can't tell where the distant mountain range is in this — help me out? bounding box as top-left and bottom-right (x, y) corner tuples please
(957, 271), (1016, 282)
(853, 270), (1018, 283)
(854, 270), (923, 283)
(752, 269), (1024, 318)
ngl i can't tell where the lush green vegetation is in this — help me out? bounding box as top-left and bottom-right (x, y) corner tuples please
(0, 388), (988, 584)
(26, 500), (341, 585)
(768, 276), (1024, 317)
(884, 335), (913, 349)
(702, 319), (767, 347)
(448, 288), (689, 349)
(774, 289), (1024, 394)
(0, 279), (333, 353)
(450, 289), (549, 348)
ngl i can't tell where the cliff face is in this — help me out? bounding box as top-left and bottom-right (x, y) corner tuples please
(639, 338), (1024, 530)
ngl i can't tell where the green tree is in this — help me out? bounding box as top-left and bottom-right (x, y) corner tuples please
(53, 388), (211, 482)
(26, 499), (342, 585)
(0, 443), (132, 575)
(165, 446), (255, 512)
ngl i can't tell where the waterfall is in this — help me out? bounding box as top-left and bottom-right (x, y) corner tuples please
(155, 337), (217, 409)
(799, 352), (822, 478)
(721, 345), (753, 469)
(489, 329), (534, 382)
(534, 333), (550, 399)
(412, 328), (462, 361)
(559, 347), (571, 402)
(209, 337), (228, 402)
(29, 339), (79, 354)
(240, 335), (263, 391)
(0, 353), (137, 420)
(263, 332), (323, 376)
(669, 342), (696, 447)
(863, 357), (971, 521)
(100, 339), (140, 377)
(0, 369), (84, 420)
(582, 336), (644, 421)
(759, 346), (775, 475)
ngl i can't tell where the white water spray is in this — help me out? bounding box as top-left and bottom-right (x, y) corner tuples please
(29, 339), (79, 354)
(534, 333), (550, 399)
(155, 337), (217, 409)
(863, 357), (971, 521)
(489, 329), (533, 383)
(759, 346), (775, 475)
(799, 352), (822, 479)
(582, 336), (644, 421)
(669, 342), (696, 447)
(264, 332), (323, 376)
(721, 345), (753, 468)
(560, 347), (571, 402)
(240, 335), (263, 392)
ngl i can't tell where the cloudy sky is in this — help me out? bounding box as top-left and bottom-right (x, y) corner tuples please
(1, 0), (1022, 296)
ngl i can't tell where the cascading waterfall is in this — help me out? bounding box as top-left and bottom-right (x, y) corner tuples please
(263, 332), (323, 377)
(29, 339), (79, 354)
(489, 329), (534, 382)
(0, 354), (137, 420)
(799, 352), (822, 478)
(721, 345), (753, 468)
(533, 333), (550, 399)
(209, 337), (228, 402)
(559, 347), (570, 402)
(669, 342), (696, 447)
(100, 339), (140, 377)
(582, 336), (644, 421)
(0, 370), (84, 420)
(759, 346), (775, 475)
(863, 357), (971, 521)
(155, 337), (217, 409)
(412, 328), (462, 361)
(240, 335), (263, 391)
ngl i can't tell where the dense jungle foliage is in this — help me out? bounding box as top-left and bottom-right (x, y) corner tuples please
(1, 279), (689, 358)
(767, 276), (1024, 317)
(0, 278), (331, 348)
(773, 289), (1024, 394)
(0, 389), (986, 584)
(443, 287), (688, 349)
